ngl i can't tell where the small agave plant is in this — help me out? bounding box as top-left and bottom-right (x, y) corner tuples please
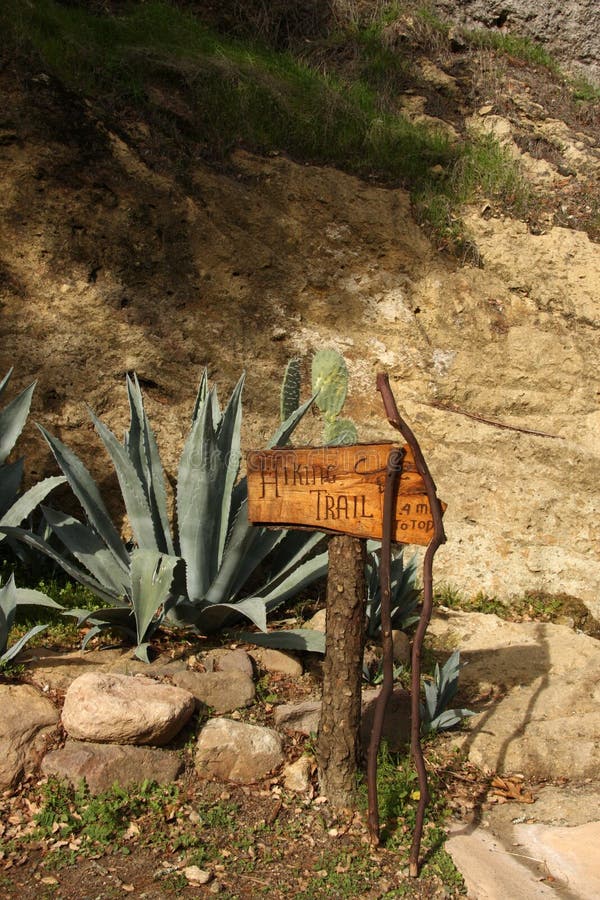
(5, 371), (327, 659)
(420, 650), (476, 734)
(0, 369), (65, 550)
(0, 574), (63, 667)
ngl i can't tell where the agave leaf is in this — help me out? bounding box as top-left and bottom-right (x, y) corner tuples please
(37, 424), (130, 569)
(0, 525), (123, 605)
(0, 369), (12, 402)
(264, 531), (326, 583)
(177, 394), (223, 599)
(260, 550), (329, 613)
(215, 373), (245, 566)
(204, 503), (283, 605)
(81, 624), (105, 651)
(125, 375), (174, 555)
(237, 628), (326, 654)
(0, 475), (66, 541)
(13, 587), (63, 610)
(89, 409), (159, 552)
(0, 458), (24, 517)
(0, 381), (35, 465)
(190, 368), (209, 422)
(134, 642), (153, 663)
(0, 574), (18, 647)
(1, 624), (49, 663)
(42, 507), (129, 596)
(267, 395), (316, 449)
(130, 549), (180, 645)
(198, 596), (267, 635)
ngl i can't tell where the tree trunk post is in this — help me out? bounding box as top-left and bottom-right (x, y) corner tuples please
(316, 533), (366, 811)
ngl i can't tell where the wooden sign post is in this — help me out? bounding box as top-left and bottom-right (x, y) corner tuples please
(247, 442), (439, 545)
(247, 375), (446, 878)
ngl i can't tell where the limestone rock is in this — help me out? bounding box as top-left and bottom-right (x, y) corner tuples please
(433, 0), (600, 84)
(274, 700), (321, 734)
(61, 672), (195, 746)
(305, 609), (327, 633)
(282, 756), (313, 794)
(248, 647), (303, 677)
(195, 718), (284, 783)
(171, 669), (255, 714)
(202, 648), (254, 678)
(0, 684), (59, 790)
(430, 609), (600, 779)
(41, 740), (184, 794)
(21, 647), (186, 692)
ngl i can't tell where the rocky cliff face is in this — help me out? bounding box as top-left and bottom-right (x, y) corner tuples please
(0, 36), (598, 613)
(434, 0), (600, 83)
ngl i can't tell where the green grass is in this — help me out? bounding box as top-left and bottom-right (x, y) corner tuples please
(1, 0), (529, 252)
(464, 28), (560, 73)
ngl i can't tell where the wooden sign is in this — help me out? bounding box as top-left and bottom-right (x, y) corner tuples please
(247, 442), (445, 546)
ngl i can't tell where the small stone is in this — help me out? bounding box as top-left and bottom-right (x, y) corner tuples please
(184, 866), (211, 885)
(305, 609), (327, 632)
(202, 648), (254, 678)
(274, 700), (321, 735)
(248, 647), (303, 677)
(282, 756), (312, 793)
(195, 718), (284, 783)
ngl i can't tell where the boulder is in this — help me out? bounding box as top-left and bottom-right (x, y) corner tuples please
(195, 718), (284, 783)
(41, 740), (184, 794)
(61, 672), (195, 746)
(171, 669), (255, 714)
(430, 609), (600, 779)
(273, 700), (321, 735)
(248, 647), (303, 677)
(202, 648), (254, 678)
(0, 684), (59, 790)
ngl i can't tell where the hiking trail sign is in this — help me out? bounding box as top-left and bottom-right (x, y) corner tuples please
(247, 441), (443, 546)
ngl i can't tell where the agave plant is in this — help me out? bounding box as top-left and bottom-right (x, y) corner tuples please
(365, 545), (420, 639)
(4, 371), (327, 657)
(420, 650), (476, 734)
(0, 370), (65, 551)
(0, 574), (63, 666)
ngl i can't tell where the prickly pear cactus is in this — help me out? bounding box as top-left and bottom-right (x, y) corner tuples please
(311, 349), (348, 418)
(323, 417), (359, 446)
(280, 357), (301, 422)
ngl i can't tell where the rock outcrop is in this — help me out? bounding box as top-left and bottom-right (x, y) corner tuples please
(434, 0), (600, 83)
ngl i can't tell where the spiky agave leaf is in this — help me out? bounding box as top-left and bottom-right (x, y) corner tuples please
(0, 574), (61, 659)
(130, 548), (181, 646)
(42, 507), (129, 597)
(37, 424), (130, 571)
(237, 628), (326, 654)
(0, 378), (35, 466)
(0, 475), (66, 539)
(0, 525), (124, 606)
(124, 375), (174, 555)
(89, 409), (159, 552)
